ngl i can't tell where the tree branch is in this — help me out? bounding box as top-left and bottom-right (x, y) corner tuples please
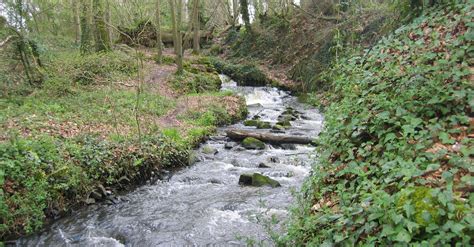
(0, 35), (14, 49)
(291, 3), (341, 22)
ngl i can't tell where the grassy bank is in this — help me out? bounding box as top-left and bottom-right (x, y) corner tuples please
(0, 50), (247, 239)
(282, 3), (473, 245)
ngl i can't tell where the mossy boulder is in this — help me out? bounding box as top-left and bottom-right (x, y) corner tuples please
(239, 173), (281, 188)
(210, 59), (271, 86)
(241, 137), (265, 150)
(202, 145), (218, 155)
(276, 120), (291, 128)
(244, 119), (259, 126)
(278, 114), (296, 122)
(272, 124), (286, 131)
(256, 121), (271, 129)
(243, 120), (271, 129)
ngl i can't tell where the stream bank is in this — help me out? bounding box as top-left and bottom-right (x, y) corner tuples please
(15, 74), (323, 246)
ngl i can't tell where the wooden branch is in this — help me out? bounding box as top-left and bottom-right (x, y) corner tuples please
(226, 129), (315, 145)
(291, 3), (341, 22)
(0, 35), (14, 48)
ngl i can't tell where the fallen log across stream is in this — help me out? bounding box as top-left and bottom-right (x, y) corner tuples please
(226, 129), (316, 145)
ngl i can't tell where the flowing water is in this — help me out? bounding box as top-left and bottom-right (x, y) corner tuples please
(16, 75), (324, 246)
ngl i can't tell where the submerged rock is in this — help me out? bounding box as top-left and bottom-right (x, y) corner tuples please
(256, 121), (271, 129)
(188, 151), (200, 165)
(208, 178), (222, 184)
(230, 159), (241, 167)
(202, 145), (218, 155)
(258, 162), (271, 168)
(268, 156), (280, 163)
(272, 124), (286, 131)
(241, 137), (265, 150)
(244, 120), (271, 129)
(238, 173), (281, 188)
(278, 114), (296, 122)
(276, 120), (292, 128)
(280, 143), (297, 150)
(224, 142), (237, 149)
(243, 119), (259, 127)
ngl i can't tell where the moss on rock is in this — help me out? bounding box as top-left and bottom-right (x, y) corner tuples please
(243, 120), (271, 129)
(244, 119), (259, 126)
(210, 58), (271, 86)
(276, 120), (291, 128)
(239, 173), (281, 188)
(241, 137), (265, 150)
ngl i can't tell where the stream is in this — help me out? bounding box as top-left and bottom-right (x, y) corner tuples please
(16, 75), (324, 246)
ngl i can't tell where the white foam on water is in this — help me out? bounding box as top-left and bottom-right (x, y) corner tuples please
(84, 236), (125, 247)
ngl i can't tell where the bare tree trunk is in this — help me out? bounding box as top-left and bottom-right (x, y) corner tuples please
(80, 0), (93, 54)
(93, 0), (111, 52)
(192, 0), (200, 54)
(169, 0), (183, 74)
(177, 0), (183, 30)
(105, 0), (112, 43)
(155, 0), (163, 63)
(73, 0), (82, 45)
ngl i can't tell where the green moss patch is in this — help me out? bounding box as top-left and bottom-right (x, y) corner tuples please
(239, 173), (281, 188)
(241, 137), (265, 150)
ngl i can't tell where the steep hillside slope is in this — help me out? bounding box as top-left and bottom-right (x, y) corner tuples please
(221, 2), (397, 91)
(283, 3), (473, 245)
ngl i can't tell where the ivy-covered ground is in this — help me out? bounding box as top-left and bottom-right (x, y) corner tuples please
(282, 3), (473, 245)
(0, 50), (247, 239)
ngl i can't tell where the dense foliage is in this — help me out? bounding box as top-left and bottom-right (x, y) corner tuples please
(0, 134), (187, 237)
(283, 3), (473, 245)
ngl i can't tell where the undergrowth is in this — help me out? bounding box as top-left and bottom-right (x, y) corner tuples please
(0, 50), (247, 239)
(0, 134), (188, 238)
(169, 58), (222, 94)
(282, 3), (473, 245)
(224, 2), (396, 92)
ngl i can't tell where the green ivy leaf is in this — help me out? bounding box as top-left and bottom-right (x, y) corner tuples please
(439, 132), (455, 145)
(395, 229), (412, 242)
